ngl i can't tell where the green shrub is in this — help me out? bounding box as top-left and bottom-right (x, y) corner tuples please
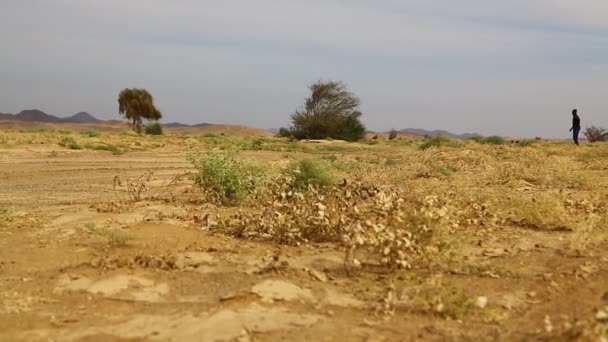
(385, 157), (398, 167)
(250, 138), (265, 150)
(468, 135), (485, 143)
(320, 154), (338, 163)
(419, 135), (451, 150)
(388, 129), (398, 140)
(468, 135), (506, 145)
(80, 129), (99, 137)
(289, 159), (334, 190)
(277, 127), (291, 138)
(144, 122), (163, 135)
(92, 144), (123, 155)
(85, 223), (134, 246)
(187, 151), (263, 205)
(483, 136), (505, 145)
(432, 164), (455, 177)
(59, 136), (82, 150)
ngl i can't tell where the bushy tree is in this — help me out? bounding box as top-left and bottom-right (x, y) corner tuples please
(584, 126), (608, 142)
(118, 88), (162, 132)
(290, 80), (366, 142)
(388, 129), (398, 140)
(144, 122), (163, 135)
(277, 127), (292, 138)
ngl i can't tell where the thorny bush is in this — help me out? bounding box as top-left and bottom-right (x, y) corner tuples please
(217, 177), (465, 272)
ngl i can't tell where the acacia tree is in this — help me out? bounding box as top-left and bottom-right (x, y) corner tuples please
(584, 126), (608, 142)
(118, 88), (162, 132)
(290, 80), (366, 141)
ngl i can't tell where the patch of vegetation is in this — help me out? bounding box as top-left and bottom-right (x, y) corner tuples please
(432, 164), (455, 177)
(187, 150), (265, 205)
(92, 144), (123, 155)
(85, 223), (134, 246)
(437, 287), (472, 320)
(308, 144), (360, 153)
(290, 80), (366, 141)
(468, 135), (506, 145)
(320, 154), (338, 163)
(144, 122), (163, 135)
(419, 136), (452, 150)
(389, 129), (398, 140)
(277, 127), (291, 138)
(0, 208), (15, 228)
(468, 135), (485, 144)
(118, 88), (162, 133)
(288, 159), (334, 190)
(79, 129), (99, 137)
(483, 135), (506, 145)
(249, 138), (265, 150)
(584, 126), (608, 142)
(59, 136), (82, 150)
(516, 139), (537, 147)
(362, 139), (379, 145)
(385, 157), (399, 167)
(503, 192), (575, 231)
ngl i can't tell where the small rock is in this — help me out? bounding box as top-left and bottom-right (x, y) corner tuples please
(309, 269), (328, 283)
(527, 292), (537, 298)
(597, 309), (608, 322)
(482, 248), (506, 257)
(544, 315), (553, 333)
(475, 296), (488, 309)
(219, 293), (239, 302)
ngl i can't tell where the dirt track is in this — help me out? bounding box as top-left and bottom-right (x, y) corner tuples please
(1, 146), (607, 341)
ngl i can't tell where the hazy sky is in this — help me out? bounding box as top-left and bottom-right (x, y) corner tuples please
(1, 1), (607, 137)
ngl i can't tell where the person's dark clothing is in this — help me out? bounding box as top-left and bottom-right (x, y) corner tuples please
(572, 127), (580, 145)
(571, 114), (581, 145)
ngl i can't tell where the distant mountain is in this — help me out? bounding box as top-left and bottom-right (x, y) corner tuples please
(0, 113), (14, 120)
(398, 128), (478, 139)
(13, 109), (62, 122)
(164, 122), (212, 128)
(0, 109), (104, 124)
(164, 122), (190, 128)
(62, 112), (102, 123)
(0, 109), (221, 129)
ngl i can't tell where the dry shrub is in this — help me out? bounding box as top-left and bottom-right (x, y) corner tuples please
(502, 192), (576, 231)
(113, 171), (155, 202)
(109, 171), (190, 206)
(218, 177), (461, 272)
(85, 223), (134, 246)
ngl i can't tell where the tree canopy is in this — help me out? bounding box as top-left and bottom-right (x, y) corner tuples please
(290, 80), (366, 141)
(118, 88), (162, 132)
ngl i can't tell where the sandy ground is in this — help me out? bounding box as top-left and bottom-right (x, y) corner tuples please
(1, 146), (607, 341)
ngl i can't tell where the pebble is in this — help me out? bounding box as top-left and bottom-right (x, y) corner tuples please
(597, 309), (608, 322)
(309, 269), (328, 283)
(475, 296), (488, 309)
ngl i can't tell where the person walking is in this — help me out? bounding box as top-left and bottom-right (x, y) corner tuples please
(569, 109), (581, 145)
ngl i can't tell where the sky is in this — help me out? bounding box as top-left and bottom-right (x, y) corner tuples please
(1, 0), (608, 137)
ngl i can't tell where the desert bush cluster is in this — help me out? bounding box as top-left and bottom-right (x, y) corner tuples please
(180, 140), (608, 273)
